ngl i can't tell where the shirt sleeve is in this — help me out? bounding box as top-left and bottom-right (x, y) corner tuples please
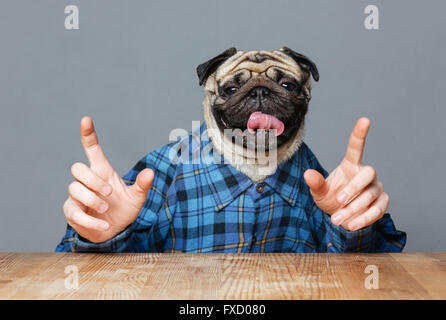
(61, 223), (136, 252)
(55, 144), (177, 253)
(312, 205), (407, 253)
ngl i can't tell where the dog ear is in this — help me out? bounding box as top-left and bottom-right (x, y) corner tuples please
(280, 47), (319, 82)
(196, 47), (237, 86)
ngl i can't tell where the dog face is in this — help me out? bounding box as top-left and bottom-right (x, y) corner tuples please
(197, 47), (319, 151)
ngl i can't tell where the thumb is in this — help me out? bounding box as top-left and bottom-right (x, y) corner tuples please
(304, 169), (328, 200)
(129, 168), (154, 199)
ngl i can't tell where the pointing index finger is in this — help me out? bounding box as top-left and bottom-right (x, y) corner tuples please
(80, 116), (110, 167)
(344, 117), (370, 165)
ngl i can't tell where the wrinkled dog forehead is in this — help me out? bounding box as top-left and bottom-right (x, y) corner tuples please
(204, 50), (303, 93)
(217, 50), (302, 79)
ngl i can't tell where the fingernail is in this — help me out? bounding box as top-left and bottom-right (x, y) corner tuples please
(332, 214), (343, 225)
(349, 223), (358, 231)
(99, 222), (109, 230)
(98, 203), (108, 213)
(101, 185), (112, 196)
(337, 193), (348, 204)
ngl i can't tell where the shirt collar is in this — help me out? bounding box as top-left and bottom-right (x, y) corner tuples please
(198, 122), (306, 211)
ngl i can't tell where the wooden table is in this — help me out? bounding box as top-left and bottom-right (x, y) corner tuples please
(0, 252), (445, 300)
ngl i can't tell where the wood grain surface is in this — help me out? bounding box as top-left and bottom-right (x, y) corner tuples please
(0, 252), (445, 300)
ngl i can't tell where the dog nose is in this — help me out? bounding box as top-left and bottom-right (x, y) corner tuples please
(250, 86), (270, 99)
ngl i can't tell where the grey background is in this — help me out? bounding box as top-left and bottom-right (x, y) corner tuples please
(0, 0), (444, 252)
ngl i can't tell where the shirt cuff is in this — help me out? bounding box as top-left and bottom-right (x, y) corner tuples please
(72, 224), (134, 253)
(323, 212), (375, 252)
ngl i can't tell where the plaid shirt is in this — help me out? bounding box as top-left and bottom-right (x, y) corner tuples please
(56, 122), (406, 253)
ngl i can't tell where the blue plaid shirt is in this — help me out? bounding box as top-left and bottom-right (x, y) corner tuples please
(56, 122), (406, 253)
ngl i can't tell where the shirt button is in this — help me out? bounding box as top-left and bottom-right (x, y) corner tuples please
(256, 183), (265, 194)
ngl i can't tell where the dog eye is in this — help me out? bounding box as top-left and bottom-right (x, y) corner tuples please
(281, 82), (297, 91)
(224, 87), (238, 96)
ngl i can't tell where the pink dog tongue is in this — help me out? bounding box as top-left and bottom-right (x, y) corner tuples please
(247, 112), (285, 136)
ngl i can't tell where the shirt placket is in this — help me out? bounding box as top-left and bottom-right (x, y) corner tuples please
(248, 182), (268, 252)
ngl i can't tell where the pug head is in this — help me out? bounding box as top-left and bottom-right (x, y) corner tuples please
(198, 47), (319, 152)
